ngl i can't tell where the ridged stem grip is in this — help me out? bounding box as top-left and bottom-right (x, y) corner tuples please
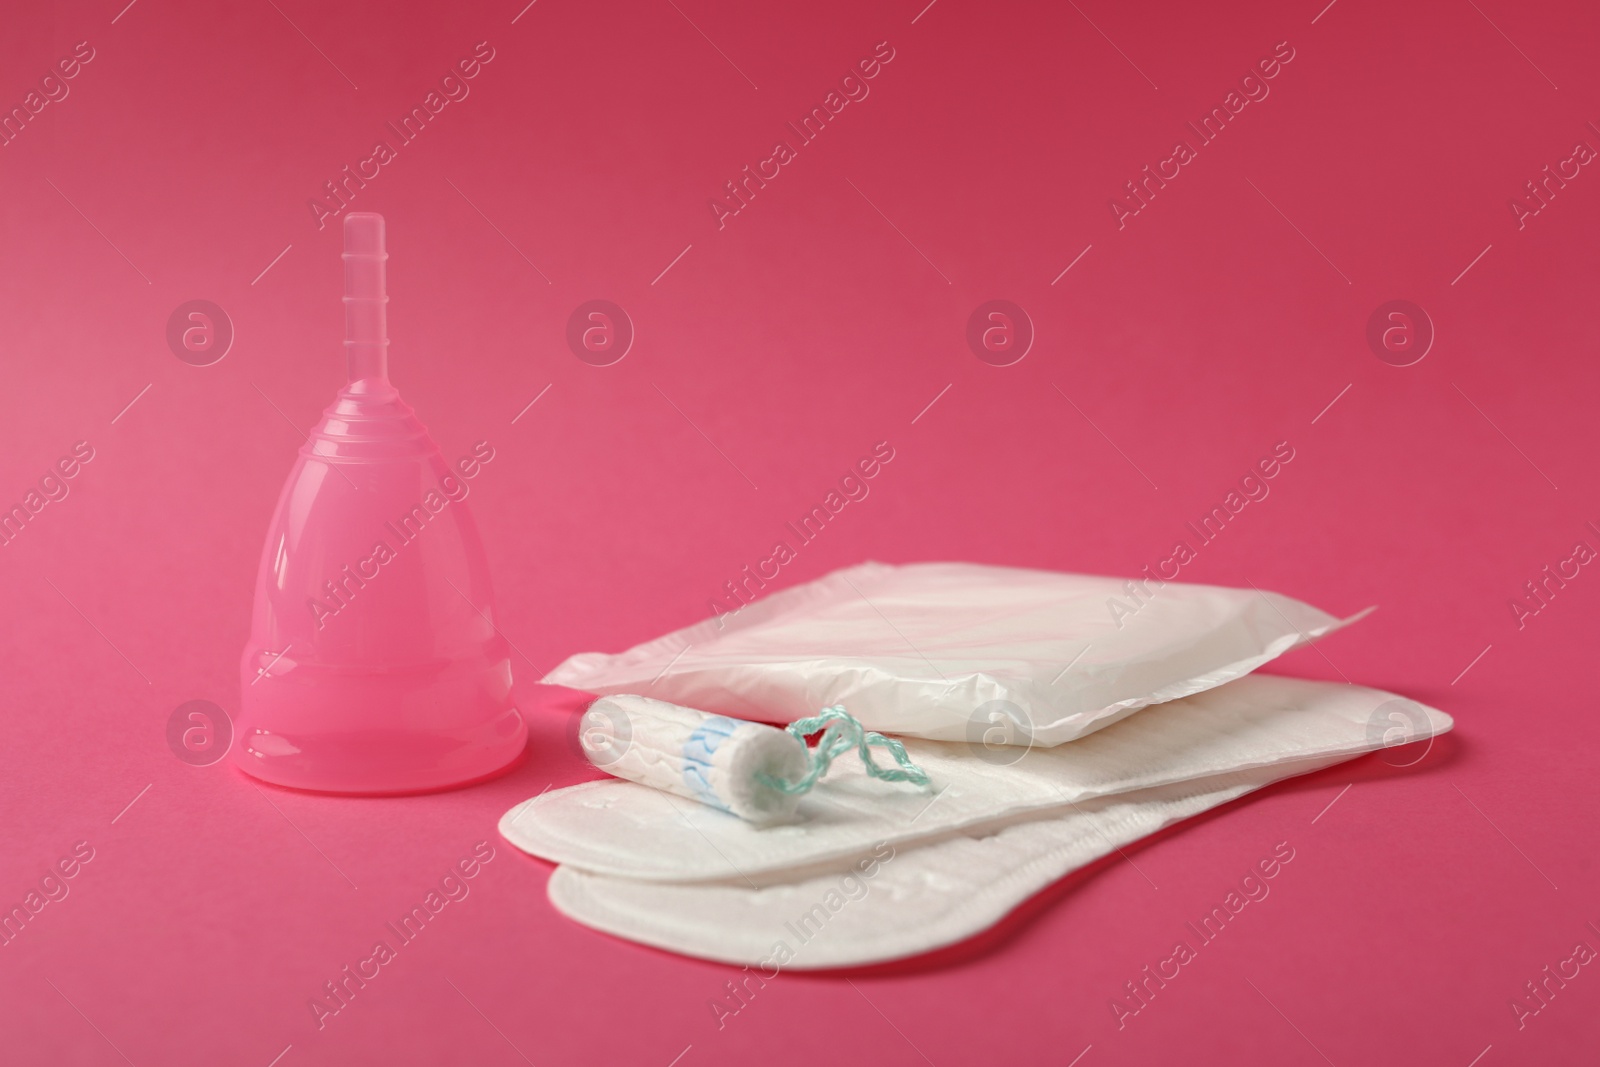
(343, 212), (389, 383)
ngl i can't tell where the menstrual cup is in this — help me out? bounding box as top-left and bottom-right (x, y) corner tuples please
(234, 212), (527, 794)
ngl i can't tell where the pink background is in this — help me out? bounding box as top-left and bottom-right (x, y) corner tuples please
(2, 0), (1597, 1062)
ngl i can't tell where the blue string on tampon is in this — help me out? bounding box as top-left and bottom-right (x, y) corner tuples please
(755, 705), (930, 796)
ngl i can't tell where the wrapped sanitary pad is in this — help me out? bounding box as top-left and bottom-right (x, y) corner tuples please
(544, 561), (1367, 746)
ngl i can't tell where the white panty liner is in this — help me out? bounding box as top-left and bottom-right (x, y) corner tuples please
(546, 756), (1351, 969)
(500, 674), (1450, 884)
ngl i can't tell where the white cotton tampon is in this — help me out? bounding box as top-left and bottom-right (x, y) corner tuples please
(578, 695), (810, 825)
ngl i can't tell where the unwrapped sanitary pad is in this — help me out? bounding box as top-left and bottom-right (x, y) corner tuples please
(544, 561), (1367, 747)
(501, 674), (1450, 884)
(545, 758), (1343, 969)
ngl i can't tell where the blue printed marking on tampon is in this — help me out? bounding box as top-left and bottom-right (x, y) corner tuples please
(682, 717), (741, 812)
(681, 764), (727, 813)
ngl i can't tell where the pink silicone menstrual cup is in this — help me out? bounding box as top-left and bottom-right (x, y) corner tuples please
(234, 212), (527, 793)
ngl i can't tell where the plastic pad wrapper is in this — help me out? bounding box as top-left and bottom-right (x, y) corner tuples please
(546, 561), (1367, 747)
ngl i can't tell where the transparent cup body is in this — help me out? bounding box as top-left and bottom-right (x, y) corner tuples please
(234, 379), (526, 793)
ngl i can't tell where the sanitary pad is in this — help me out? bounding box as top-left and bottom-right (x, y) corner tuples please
(501, 674), (1449, 883)
(543, 561), (1366, 746)
(545, 757), (1345, 969)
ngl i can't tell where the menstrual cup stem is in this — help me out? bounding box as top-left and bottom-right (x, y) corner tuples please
(343, 212), (389, 383)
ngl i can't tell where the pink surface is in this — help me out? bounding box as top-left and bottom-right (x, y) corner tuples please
(0, 0), (1596, 1063)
